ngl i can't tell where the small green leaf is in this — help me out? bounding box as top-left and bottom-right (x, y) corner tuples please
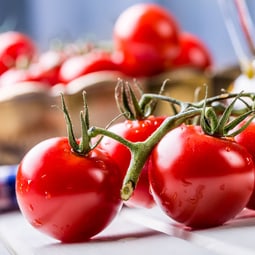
(227, 112), (255, 137)
(61, 93), (80, 152)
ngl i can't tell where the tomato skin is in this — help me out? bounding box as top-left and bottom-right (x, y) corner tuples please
(16, 137), (123, 242)
(113, 3), (180, 77)
(99, 116), (166, 208)
(234, 120), (255, 210)
(28, 50), (66, 86)
(0, 31), (36, 74)
(0, 50), (65, 87)
(171, 32), (212, 71)
(58, 50), (119, 84)
(150, 124), (254, 229)
(0, 68), (31, 87)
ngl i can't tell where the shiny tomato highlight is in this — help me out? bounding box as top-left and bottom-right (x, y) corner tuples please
(16, 137), (123, 242)
(99, 116), (166, 208)
(150, 124), (254, 229)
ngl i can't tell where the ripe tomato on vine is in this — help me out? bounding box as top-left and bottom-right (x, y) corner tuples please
(149, 124), (254, 229)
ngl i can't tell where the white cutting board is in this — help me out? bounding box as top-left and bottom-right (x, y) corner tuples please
(0, 207), (255, 255)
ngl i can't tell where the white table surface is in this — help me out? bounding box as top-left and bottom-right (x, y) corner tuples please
(0, 206), (255, 255)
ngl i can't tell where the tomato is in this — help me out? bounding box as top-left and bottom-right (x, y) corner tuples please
(0, 31), (36, 74)
(0, 50), (66, 87)
(58, 50), (120, 84)
(99, 116), (166, 208)
(149, 124), (254, 229)
(113, 3), (180, 77)
(16, 137), (123, 242)
(29, 50), (66, 86)
(171, 32), (212, 71)
(234, 120), (255, 210)
(0, 67), (31, 87)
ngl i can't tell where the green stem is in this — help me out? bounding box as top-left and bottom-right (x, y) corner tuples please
(89, 126), (134, 150)
(121, 108), (202, 200)
(89, 91), (255, 201)
(89, 108), (202, 201)
(79, 111), (91, 154)
(61, 93), (80, 152)
(140, 91), (255, 115)
(195, 91), (255, 108)
(139, 93), (188, 112)
(61, 93), (91, 155)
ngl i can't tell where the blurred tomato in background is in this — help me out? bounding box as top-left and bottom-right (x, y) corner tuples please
(171, 32), (213, 71)
(112, 3), (181, 77)
(1, 0), (253, 70)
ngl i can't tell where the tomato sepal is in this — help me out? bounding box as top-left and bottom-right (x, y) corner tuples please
(60, 91), (94, 155)
(201, 91), (255, 137)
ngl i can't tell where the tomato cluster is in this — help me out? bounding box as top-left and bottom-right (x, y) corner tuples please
(0, 4), (212, 88)
(15, 77), (255, 243)
(113, 3), (212, 77)
(14, 2), (253, 245)
(99, 115), (166, 209)
(0, 32), (120, 87)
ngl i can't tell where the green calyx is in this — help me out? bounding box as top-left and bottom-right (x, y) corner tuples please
(61, 92), (92, 155)
(115, 79), (164, 120)
(200, 91), (255, 137)
(58, 82), (255, 202)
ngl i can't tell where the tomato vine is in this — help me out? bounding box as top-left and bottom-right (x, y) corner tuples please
(16, 77), (255, 240)
(86, 82), (255, 201)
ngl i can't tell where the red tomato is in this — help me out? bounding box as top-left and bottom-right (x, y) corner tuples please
(58, 50), (120, 84)
(171, 32), (212, 71)
(99, 116), (166, 208)
(234, 120), (255, 210)
(0, 31), (36, 74)
(0, 67), (31, 87)
(113, 3), (180, 77)
(16, 137), (123, 242)
(0, 50), (66, 87)
(149, 124), (254, 229)
(29, 50), (66, 86)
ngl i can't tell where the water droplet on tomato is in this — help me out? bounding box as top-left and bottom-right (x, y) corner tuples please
(33, 219), (42, 227)
(189, 197), (197, 204)
(40, 174), (47, 179)
(182, 179), (192, 186)
(196, 185), (205, 199)
(225, 146), (231, 152)
(246, 156), (253, 164)
(172, 192), (177, 201)
(25, 180), (32, 192)
(44, 191), (51, 199)
(189, 185), (205, 204)
(29, 204), (34, 211)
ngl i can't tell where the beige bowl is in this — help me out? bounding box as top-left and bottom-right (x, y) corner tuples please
(0, 68), (214, 165)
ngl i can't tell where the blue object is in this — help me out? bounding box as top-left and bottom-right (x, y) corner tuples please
(0, 165), (18, 212)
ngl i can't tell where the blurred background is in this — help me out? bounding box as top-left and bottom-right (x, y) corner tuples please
(1, 0), (255, 213)
(1, 0), (255, 70)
